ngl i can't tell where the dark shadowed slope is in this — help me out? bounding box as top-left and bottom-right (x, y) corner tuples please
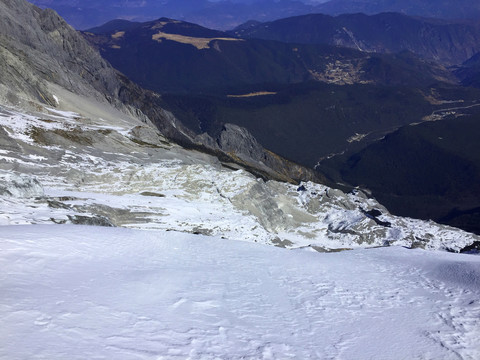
(321, 106), (480, 235)
(84, 17), (456, 95)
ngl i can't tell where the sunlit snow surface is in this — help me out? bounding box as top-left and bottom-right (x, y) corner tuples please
(1, 225), (479, 359)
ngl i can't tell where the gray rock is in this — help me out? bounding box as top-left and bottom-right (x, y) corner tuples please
(217, 123), (267, 163)
(0, 126), (20, 152)
(0, 173), (44, 198)
(216, 123), (323, 184)
(67, 214), (115, 227)
(128, 125), (170, 147)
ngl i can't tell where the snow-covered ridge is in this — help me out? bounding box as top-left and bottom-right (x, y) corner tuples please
(0, 102), (478, 251)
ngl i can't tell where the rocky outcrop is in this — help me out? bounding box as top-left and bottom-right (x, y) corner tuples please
(0, 173), (44, 198)
(210, 123), (323, 183)
(217, 124), (266, 163)
(0, 0), (115, 105)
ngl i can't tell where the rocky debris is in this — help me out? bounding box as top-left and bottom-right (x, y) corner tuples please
(0, 126), (20, 152)
(272, 237), (294, 248)
(232, 181), (291, 232)
(128, 126), (170, 148)
(310, 246), (353, 253)
(458, 241), (480, 254)
(0, 173), (44, 198)
(361, 208), (392, 227)
(191, 227), (214, 236)
(67, 214), (114, 227)
(48, 198), (159, 227)
(139, 191), (166, 198)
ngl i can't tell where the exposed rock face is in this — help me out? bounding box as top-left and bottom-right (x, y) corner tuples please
(0, 0), (195, 144)
(213, 123), (322, 183)
(218, 124), (266, 162)
(0, 0), (117, 105)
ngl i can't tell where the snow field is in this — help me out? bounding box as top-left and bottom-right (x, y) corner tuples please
(1, 225), (479, 359)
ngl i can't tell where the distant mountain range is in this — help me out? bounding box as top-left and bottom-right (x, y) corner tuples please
(84, 17), (455, 94)
(31, 0), (315, 30)
(30, 0), (480, 30)
(315, 0), (480, 20)
(233, 13), (480, 66)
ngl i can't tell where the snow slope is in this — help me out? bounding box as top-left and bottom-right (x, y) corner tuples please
(1, 225), (479, 359)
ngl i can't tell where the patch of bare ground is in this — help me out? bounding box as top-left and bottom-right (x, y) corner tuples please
(152, 32), (243, 50)
(227, 91), (277, 98)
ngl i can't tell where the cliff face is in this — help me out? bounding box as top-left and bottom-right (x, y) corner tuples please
(0, 0), (119, 105)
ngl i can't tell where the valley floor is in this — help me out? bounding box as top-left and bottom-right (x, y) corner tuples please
(1, 225), (480, 359)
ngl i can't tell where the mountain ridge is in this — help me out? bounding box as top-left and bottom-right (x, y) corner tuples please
(84, 16), (456, 95)
(233, 12), (480, 66)
(29, 0), (480, 31)
(315, 0), (480, 20)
